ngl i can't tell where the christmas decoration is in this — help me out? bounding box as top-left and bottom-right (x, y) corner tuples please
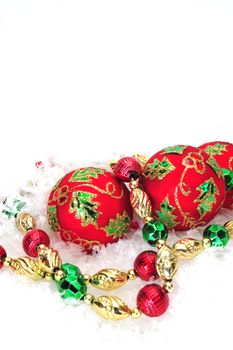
(141, 145), (226, 231)
(199, 141), (233, 209)
(48, 167), (133, 249)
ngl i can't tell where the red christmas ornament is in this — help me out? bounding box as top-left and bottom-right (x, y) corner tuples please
(114, 157), (142, 182)
(199, 141), (233, 210)
(0, 245), (6, 269)
(23, 229), (50, 257)
(137, 284), (169, 317)
(142, 145), (226, 231)
(134, 250), (159, 281)
(48, 167), (133, 250)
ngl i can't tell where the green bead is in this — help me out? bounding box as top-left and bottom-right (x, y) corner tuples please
(222, 168), (233, 190)
(203, 224), (230, 247)
(56, 263), (87, 300)
(142, 220), (168, 246)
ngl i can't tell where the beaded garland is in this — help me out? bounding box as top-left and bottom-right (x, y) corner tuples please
(1, 141), (233, 322)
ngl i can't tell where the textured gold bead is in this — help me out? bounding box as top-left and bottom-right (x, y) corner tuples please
(225, 221), (233, 239)
(3, 257), (12, 267)
(156, 239), (166, 250)
(45, 273), (53, 282)
(83, 274), (91, 284)
(202, 238), (211, 249)
(16, 212), (36, 234)
(83, 294), (94, 305)
(127, 269), (137, 280)
(131, 307), (141, 319)
(143, 216), (154, 224)
(129, 179), (140, 190)
(164, 280), (174, 293)
(54, 269), (66, 282)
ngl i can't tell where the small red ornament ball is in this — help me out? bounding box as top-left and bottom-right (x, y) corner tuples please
(142, 145), (226, 231)
(137, 284), (169, 317)
(48, 167), (133, 249)
(199, 141), (233, 210)
(134, 250), (159, 281)
(0, 245), (7, 269)
(23, 229), (50, 257)
(114, 157), (142, 182)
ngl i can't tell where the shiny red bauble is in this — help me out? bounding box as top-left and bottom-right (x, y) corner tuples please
(23, 229), (50, 257)
(0, 245), (6, 269)
(48, 167), (133, 250)
(199, 141), (233, 210)
(134, 250), (159, 281)
(142, 145), (226, 231)
(137, 284), (169, 317)
(114, 157), (142, 182)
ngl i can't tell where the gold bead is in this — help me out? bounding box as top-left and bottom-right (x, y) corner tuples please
(45, 273), (53, 282)
(83, 274), (91, 284)
(143, 216), (154, 224)
(3, 257), (12, 267)
(83, 294), (94, 305)
(131, 307), (141, 319)
(164, 280), (174, 293)
(16, 212), (36, 234)
(202, 238), (211, 249)
(127, 269), (137, 280)
(225, 221), (233, 239)
(129, 179), (140, 190)
(156, 239), (166, 250)
(54, 269), (66, 282)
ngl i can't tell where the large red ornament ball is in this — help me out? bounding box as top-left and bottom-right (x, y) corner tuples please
(142, 145), (226, 231)
(48, 167), (133, 249)
(199, 141), (233, 210)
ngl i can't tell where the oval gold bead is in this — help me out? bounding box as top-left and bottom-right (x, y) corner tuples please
(156, 245), (178, 281)
(37, 246), (62, 273)
(225, 221), (233, 239)
(130, 188), (152, 219)
(173, 238), (204, 260)
(92, 296), (130, 321)
(90, 269), (128, 290)
(9, 257), (45, 280)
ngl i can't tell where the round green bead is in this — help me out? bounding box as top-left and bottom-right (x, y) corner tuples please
(56, 263), (87, 300)
(222, 168), (233, 190)
(142, 220), (168, 246)
(203, 224), (230, 247)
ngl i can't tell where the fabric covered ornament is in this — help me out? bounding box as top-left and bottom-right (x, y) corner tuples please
(48, 167), (133, 249)
(141, 145), (226, 231)
(199, 141), (233, 210)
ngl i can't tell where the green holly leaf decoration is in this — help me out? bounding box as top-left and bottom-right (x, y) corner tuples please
(48, 205), (60, 231)
(103, 211), (131, 238)
(203, 143), (227, 156)
(155, 197), (178, 228)
(206, 157), (224, 179)
(69, 168), (105, 183)
(69, 191), (101, 227)
(162, 145), (187, 155)
(144, 157), (175, 180)
(195, 178), (219, 217)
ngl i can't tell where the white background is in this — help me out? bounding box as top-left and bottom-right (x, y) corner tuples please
(0, 1), (233, 349)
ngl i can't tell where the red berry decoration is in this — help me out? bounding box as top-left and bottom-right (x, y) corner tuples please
(134, 250), (159, 281)
(142, 145), (226, 231)
(23, 229), (50, 257)
(199, 141), (233, 210)
(137, 284), (169, 317)
(114, 157), (142, 182)
(48, 167), (133, 250)
(0, 245), (6, 269)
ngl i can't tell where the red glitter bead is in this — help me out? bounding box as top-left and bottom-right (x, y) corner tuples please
(134, 250), (159, 281)
(0, 245), (7, 269)
(114, 157), (142, 182)
(137, 284), (169, 317)
(23, 229), (50, 257)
